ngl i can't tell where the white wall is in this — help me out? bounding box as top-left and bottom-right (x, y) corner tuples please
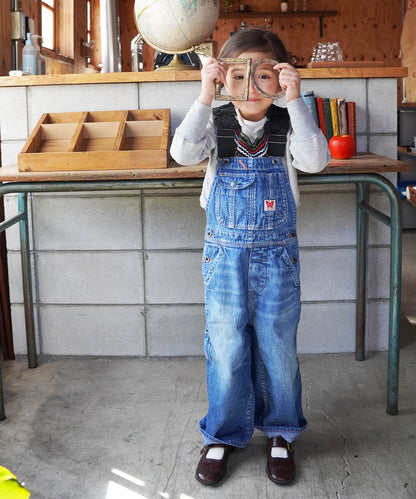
(0, 77), (397, 356)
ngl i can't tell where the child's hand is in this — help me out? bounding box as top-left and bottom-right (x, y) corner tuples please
(198, 57), (226, 106)
(274, 63), (301, 102)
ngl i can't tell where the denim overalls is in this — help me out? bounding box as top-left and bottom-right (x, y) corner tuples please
(199, 105), (307, 448)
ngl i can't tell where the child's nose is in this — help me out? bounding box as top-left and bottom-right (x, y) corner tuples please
(248, 80), (258, 95)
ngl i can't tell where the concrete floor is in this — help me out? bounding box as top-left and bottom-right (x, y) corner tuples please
(1, 231), (415, 499)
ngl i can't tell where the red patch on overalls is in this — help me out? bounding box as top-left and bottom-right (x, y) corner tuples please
(264, 200), (276, 211)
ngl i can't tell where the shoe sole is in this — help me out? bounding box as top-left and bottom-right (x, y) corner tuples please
(195, 471), (226, 486)
(265, 465), (296, 486)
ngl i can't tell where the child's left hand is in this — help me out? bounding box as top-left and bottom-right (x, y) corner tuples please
(274, 63), (301, 102)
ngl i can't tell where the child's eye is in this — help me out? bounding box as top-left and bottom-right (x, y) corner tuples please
(233, 74), (245, 81)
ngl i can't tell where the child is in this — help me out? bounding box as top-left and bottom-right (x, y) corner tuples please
(170, 29), (330, 486)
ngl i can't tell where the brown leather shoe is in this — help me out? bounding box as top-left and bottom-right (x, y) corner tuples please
(195, 444), (233, 486)
(266, 436), (296, 485)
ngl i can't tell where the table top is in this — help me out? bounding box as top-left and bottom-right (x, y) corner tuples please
(0, 153), (411, 183)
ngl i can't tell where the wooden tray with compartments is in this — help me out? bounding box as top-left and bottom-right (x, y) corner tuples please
(18, 109), (170, 172)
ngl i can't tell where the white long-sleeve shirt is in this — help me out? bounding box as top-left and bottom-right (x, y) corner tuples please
(170, 97), (330, 208)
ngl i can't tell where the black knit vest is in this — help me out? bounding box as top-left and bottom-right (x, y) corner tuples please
(213, 102), (290, 159)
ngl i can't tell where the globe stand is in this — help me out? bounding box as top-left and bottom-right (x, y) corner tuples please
(156, 53), (198, 71)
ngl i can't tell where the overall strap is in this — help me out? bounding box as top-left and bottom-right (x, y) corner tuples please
(264, 104), (290, 157)
(213, 103), (238, 158)
(213, 102), (290, 158)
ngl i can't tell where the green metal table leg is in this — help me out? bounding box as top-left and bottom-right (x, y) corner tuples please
(18, 193), (37, 369)
(356, 183), (369, 361)
(300, 173), (402, 414)
(386, 183), (402, 415)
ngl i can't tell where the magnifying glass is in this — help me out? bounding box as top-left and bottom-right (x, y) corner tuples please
(215, 58), (285, 101)
(251, 58), (284, 99)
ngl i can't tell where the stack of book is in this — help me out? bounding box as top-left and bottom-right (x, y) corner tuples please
(302, 91), (357, 155)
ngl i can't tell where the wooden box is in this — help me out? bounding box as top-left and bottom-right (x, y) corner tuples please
(18, 109), (170, 172)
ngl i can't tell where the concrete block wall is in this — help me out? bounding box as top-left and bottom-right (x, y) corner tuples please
(0, 76), (397, 357)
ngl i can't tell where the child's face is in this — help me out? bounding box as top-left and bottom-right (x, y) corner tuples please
(224, 51), (278, 122)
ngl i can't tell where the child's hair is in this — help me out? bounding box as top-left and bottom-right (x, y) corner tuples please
(218, 29), (288, 63)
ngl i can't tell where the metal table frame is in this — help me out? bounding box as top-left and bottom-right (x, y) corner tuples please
(0, 172), (402, 419)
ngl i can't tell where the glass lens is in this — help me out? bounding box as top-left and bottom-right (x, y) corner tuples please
(224, 62), (247, 94)
(251, 59), (283, 99)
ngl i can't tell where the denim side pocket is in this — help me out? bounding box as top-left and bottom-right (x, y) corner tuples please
(282, 243), (301, 289)
(202, 243), (225, 288)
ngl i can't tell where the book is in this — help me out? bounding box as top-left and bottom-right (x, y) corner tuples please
(313, 93), (357, 149)
(302, 91), (319, 126)
(315, 97), (326, 138)
(322, 97), (333, 141)
(330, 98), (340, 136)
(347, 101), (357, 155)
(337, 97), (348, 135)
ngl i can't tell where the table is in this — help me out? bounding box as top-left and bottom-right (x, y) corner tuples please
(0, 153), (411, 419)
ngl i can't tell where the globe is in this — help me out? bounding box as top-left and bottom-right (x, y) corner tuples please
(134, 0), (219, 55)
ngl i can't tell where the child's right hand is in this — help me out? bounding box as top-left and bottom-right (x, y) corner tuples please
(198, 57), (226, 106)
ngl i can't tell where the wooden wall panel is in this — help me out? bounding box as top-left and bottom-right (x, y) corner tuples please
(118, 0), (403, 71)
(19, 0), (40, 30)
(317, 0), (402, 65)
(0, 1), (11, 75)
(0, 0), (95, 76)
(120, 0), (136, 72)
(1, 0), (40, 75)
(0, 0), (404, 76)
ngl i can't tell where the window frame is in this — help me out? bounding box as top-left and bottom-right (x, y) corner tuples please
(41, 0), (74, 62)
(40, 0), (55, 52)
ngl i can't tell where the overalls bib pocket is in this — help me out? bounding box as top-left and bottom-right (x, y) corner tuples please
(215, 172), (256, 229)
(214, 169), (289, 230)
(255, 171), (289, 230)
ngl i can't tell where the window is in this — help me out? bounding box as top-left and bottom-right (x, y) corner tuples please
(86, 0), (92, 44)
(41, 0), (55, 50)
(86, 0), (93, 63)
(41, 0), (74, 59)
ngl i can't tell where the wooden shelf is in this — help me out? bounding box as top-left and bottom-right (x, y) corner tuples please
(0, 67), (407, 88)
(1, 153), (411, 183)
(398, 146), (416, 159)
(218, 10), (337, 36)
(219, 10), (337, 19)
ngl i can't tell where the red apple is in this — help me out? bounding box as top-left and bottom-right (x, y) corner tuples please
(328, 135), (356, 159)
